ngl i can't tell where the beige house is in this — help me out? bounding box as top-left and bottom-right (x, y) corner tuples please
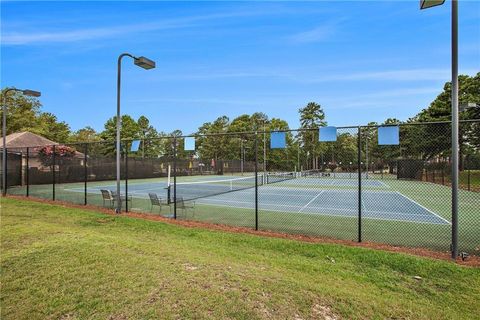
(1, 131), (58, 150)
(1, 131), (84, 157)
(1, 131), (84, 186)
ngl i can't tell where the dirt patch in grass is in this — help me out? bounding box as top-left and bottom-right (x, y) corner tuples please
(5, 195), (480, 267)
(312, 304), (338, 320)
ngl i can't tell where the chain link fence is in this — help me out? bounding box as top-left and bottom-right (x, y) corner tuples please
(2, 120), (479, 256)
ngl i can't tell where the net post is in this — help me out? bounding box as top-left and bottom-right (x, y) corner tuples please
(173, 138), (177, 219)
(357, 126), (362, 243)
(52, 144), (56, 201)
(84, 144), (88, 205)
(255, 132), (259, 231)
(26, 147), (29, 197)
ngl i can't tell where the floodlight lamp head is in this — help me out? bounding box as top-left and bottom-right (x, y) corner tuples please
(22, 89), (41, 97)
(459, 102), (479, 112)
(420, 0), (445, 10)
(134, 56), (156, 70)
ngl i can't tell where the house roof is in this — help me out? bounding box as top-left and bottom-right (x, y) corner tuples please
(0, 131), (84, 157)
(0, 131), (57, 149)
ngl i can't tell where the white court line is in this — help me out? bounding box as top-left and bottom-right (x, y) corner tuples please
(377, 180), (389, 188)
(394, 191), (451, 225)
(261, 187), (394, 194)
(64, 185), (447, 225)
(128, 187), (169, 193)
(361, 199), (367, 212)
(256, 191), (316, 197)
(199, 197), (441, 220)
(295, 177), (388, 188)
(198, 198), (301, 210)
(298, 191), (325, 213)
(194, 201), (448, 225)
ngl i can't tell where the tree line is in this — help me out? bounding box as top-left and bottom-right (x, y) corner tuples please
(1, 72), (479, 171)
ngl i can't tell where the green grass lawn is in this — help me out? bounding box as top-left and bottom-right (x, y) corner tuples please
(1, 198), (480, 319)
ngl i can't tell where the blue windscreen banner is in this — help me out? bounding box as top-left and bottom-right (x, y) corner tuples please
(131, 140), (141, 152)
(378, 126), (400, 145)
(270, 132), (286, 149)
(184, 137), (196, 151)
(319, 126), (337, 142)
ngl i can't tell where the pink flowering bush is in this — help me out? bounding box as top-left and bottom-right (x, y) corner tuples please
(37, 145), (76, 166)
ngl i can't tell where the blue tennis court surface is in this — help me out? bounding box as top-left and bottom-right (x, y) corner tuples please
(196, 188), (449, 225)
(66, 176), (449, 225)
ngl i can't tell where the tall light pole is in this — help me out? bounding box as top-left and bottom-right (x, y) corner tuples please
(2, 88), (41, 196)
(420, 0), (458, 259)
(116, 53), (155, 213)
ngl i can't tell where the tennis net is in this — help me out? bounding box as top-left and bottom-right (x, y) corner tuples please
(301, 169), (322, 177)
(266, 172), (296, 184)
(169, 175), (264, 202)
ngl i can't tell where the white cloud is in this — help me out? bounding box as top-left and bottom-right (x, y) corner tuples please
(150, 68), (477, 83)
(287, 17), (348, 44)
(321, 87), (441, 111)
(326, 69), (451, 81)
(289, 25), (335, 43)
(1, 10), (278, 45)
(127, 97), (261, 106)
(2, 22), (183, 45)
(285, 68), (478, 83)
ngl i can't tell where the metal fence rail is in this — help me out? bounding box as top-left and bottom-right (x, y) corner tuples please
(2, 120), (479, 257)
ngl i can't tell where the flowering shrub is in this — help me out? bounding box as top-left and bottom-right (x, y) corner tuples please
(37, 145), (76, 166)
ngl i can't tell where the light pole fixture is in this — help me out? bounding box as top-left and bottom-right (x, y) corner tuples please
(116, 53), (155, 213)
(459, 102), (479, 112)
(420, 0), (445, 9)
(420, 0), (458, 259)
(2, 87), (41, 195)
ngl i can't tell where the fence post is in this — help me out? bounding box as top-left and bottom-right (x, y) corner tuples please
(52, 145), (56, 201)
(3, 147), (7, 195)
(357, 127), (362, 243)
(466, 155), (470, 191)
(255, 132), (259, 231)
(173, 138), (177, 219)
(84, 144), (87, 205)
(467, 164), (471, 192)
(125, 151), (129, 212)
(442, 165), (445, 185)
(26, 147), (29, 197)
(381, 161), (384, 179)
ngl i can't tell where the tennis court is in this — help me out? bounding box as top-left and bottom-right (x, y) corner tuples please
(65, 174), (449, 225)
(4, 120), (478, 255)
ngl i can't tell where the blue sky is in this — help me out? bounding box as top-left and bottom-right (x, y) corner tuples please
(1, 1), (479, 135)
